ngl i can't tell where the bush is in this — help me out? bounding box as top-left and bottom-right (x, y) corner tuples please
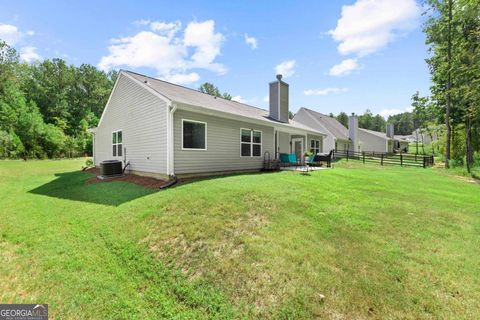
(85, 158), (93, 168)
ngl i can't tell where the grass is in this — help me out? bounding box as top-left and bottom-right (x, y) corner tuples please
(1, 159), (479, 319)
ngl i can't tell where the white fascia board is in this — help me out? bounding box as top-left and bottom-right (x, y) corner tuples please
(122, 71), (172, 105)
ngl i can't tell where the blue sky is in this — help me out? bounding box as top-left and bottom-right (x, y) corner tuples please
(0, 0), (431, 118)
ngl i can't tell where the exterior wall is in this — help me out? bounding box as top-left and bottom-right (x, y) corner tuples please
(173, 109), (274, 174)
(94, 74), (168, 174)
(277, 131), (290, 154)
(358, 130), (388, 153)
(293, 110), (334, 152)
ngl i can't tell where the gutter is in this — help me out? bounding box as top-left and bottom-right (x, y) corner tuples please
(176, 102), (326, 137)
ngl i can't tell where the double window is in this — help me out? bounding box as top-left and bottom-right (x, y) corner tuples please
(112, 130), (122, 157)
(182, 119), (207, 150)
(241, 129), (262, 157)
(310, 139), (321, 155)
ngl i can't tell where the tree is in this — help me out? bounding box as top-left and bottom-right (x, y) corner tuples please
(424, 0), (480, 171)
(198, 82), (232, 100)
(336, 112), (349, 127)
(358, 109), (374, 130)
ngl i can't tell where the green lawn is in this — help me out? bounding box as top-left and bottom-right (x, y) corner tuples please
(1, 160), (479, 319)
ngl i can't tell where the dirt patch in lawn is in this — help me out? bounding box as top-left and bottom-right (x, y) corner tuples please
(84, 167), (169, 189)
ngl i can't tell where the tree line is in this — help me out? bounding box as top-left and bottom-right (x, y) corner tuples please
(0, 41), (117, 159)
(424, 0), (479, 171)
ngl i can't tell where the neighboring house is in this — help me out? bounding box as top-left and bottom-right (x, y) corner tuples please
(295, 109), (409, 153)
(293, 108), (350, 153)
(351, 115), (409, 153)
(412, 128), (438, 144)
(89, 71), (325, 178)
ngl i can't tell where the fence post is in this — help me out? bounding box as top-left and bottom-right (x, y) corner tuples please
(346, 149), (349, 161)
(381, 153), (384, 166)
(423, 156), (426, 168)
(400, 153), (403, 167)
(362, 151), (365, 164)
(415, 154), (417, 162)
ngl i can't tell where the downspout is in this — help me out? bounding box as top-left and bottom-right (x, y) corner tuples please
(167, 103), (178, 178)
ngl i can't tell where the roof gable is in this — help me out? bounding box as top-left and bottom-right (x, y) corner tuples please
(300, 108), (349, 140)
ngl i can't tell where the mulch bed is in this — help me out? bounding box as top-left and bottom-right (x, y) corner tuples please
(84, 167), (169, 189)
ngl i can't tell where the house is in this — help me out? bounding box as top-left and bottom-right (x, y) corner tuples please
(294, 108), (409, 154)
(293, 108), (350, 153)
(89, 71), (326, 178)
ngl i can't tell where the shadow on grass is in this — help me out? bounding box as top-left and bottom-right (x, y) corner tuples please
(29, 171), (156, 206)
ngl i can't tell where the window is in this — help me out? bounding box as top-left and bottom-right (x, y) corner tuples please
(310, 139), (320, 155)
(112, 130), (122, 157)
(241, 129), (262, 157)
(182, 119), (206, 150)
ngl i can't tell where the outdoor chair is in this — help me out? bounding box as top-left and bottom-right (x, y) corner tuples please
(279, 153), (299, 168)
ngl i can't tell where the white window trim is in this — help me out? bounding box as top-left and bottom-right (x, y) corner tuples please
(181, 119), (207, 151)
(240, 128), (262, 157)
(310, 139), (321, 155)
(112, 129), (123, 157)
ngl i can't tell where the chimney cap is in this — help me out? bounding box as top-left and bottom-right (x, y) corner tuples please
(276, 74), (283, 81)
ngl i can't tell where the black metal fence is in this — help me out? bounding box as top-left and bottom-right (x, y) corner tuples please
(334, 150), (434, 168)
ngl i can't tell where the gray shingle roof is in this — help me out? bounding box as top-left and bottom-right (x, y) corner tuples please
(358, 128), (388, 139)
(300, 108), (349, 140)
(124, 70), (325, 135)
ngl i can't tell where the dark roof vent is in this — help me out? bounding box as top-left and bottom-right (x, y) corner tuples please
(276, 74), (283, 81)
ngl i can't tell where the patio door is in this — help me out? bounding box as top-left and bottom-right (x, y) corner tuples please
(292, 138), (303, 160)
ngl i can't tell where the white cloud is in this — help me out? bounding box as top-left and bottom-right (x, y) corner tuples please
(20, 46), (41, 63)
(244, 34), (257, 49)
(162, 72), (200, 85)
(0, 24), (24, 45)
(329, 0), (420, 56)
(184, 20), (226, 74)
(98, 19), (226, 82)
(328, 58), (360, 76)
(379, 106), (413, 118)
(232, 95), (245, 103)
(274, 60), (296, 78)
(303, 88), (348, 96)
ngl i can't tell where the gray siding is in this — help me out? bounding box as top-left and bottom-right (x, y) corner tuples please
(94, 74), (168, 174)
(358, 130), (388, 153)
(279, 82), (289, 123)
(173, 109), (274, 174)
(269, 82), (279, 121)
(277, 131), (290, 154)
